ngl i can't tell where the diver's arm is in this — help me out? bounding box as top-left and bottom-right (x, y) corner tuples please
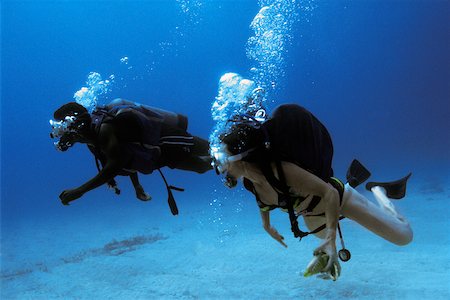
(78, 124), (123, 193)
(129, 172), (141, 188)
(260, 210), (288, 248)
(282, 161), (340, 268)
(59, 124), (123, 204)
(261, 210), (271, 229)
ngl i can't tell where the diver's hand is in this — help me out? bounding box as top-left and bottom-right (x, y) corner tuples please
(59, 188), (84, 205)
(264, 226), (288, 248)
(107, 181), (121, 195)
(313, 239), (339, 274)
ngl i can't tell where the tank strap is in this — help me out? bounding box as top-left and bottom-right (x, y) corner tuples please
(260, 160), (309, 239)
(259, 160), (349, 240)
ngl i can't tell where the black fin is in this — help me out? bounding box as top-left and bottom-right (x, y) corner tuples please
(365, 173), (412, 199)
(157, 169), (182, 216)
(346, 159), (371, 188)
(167, 188), (179, 215)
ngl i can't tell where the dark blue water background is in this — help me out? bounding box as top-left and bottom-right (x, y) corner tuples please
(2, 0), (449, 250)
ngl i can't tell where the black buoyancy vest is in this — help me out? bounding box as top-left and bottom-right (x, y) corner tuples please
(264, 103), (334, 181)
(89, 98), (188, 174)
(243, 104), (336, 239)
(244, 103), (334, 198)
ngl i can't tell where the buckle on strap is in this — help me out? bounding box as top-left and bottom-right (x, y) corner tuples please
(298, 209), (312, 217)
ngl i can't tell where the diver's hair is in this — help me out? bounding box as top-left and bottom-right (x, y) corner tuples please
(54, 102), (88, 120)
(220, 123), (265, 159)
(54, 102), (91, 133)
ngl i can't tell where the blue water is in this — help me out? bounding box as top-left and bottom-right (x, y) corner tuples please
(2, 1), (449, 299)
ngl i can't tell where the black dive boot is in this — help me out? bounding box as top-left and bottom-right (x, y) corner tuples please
(365, 173), (412, 199)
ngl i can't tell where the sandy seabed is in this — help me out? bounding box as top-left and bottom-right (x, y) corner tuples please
(1, 185), (449, 300)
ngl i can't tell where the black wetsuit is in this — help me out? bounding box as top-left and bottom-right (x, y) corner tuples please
(89, 99), (211, 175)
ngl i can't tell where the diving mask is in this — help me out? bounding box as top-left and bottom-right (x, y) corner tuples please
(49, 116), (76, 139)
(49, 116), (80, 151)
(211, 148), (256, 175)
(211, 148), (256, 189)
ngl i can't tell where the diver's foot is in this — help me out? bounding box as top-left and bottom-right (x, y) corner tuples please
(304, 253), (340, 281)
(135, 185), (152, 201)
(371, 186), (398, 218)
(304, 253), (329, 277)
(136, 191), (152, 201)
(365, 173), (411, 199)
(346, 159), (371, 188)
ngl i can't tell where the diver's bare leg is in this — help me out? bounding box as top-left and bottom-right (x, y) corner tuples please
(304, 216), (327, 239)
(129, 173), (151, 201)
(341, 184), (413, 245)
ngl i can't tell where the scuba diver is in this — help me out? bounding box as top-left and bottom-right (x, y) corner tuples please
(212, 103), (413, 280)
(50, 98), (212, 214)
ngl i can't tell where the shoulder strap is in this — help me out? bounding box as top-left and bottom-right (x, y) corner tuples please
(87, 144), (120, 194)
(261, 160), (309, 239)
(90, 108), (114, 137)
(260, 160), (290, 194)
(276, 161), (310, 239)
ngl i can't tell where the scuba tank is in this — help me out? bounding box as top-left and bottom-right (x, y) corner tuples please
(104, 98), (188, 132)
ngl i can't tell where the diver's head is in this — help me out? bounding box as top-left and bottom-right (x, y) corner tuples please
(212, 120), (266, 188)
(50, 102), (91, 151)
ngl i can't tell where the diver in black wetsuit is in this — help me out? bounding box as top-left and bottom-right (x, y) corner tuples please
(50, 99), (212, 208)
